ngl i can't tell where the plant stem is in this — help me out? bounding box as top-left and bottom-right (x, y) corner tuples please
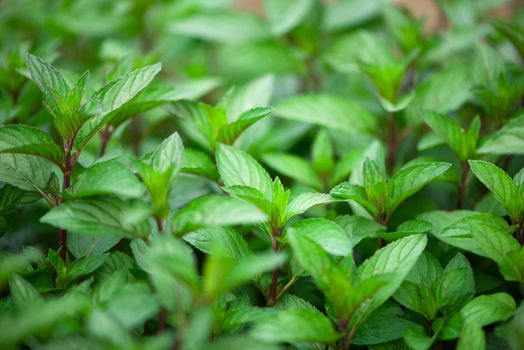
(99, 124), (112, 157)
(267, 227), (282, 307)
(157, 308), (167, 333)
(58, 139), (74, 261)
(275, 276), (299, 302)
(156, 217), (164, 233)
(456, 162), (469, 209)
(155, 217), (168, 333)
(337, 319), (349, 350)
(386, 111), (397, 174)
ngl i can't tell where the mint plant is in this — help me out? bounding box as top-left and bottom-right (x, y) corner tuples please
(1, 1), (524, 350)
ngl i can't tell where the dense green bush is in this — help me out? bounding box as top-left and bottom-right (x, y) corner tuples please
(1, 0), (524, 349)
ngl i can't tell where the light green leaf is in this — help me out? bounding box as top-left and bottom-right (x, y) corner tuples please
(0, 154), (59, 194)
(352, 302), (418, 345)
(203, 251), (285, 300)
(276, 94), (375, 133)
(221, 74), (274, 122)
(250, 309), (339, 343)
(9, 274), (42, 307)
(288, 229), (353, 316)
(394, 282), (437, 319)
(330, 182), (378, 217)
(184, 227), (252, 259)
(217, 107), (274, 145)
(181, 148), (218, 180)
(150, 132), (184, 177)
(441, 293), (516, 340)
(0, 124), (64, 166)
(25, 53), (87, 140)
(77, 63), (161, 149)
(457, 321), (485, 350)
(387, 162), (451, 215)
(41, 198), (149, 238)
(264, 0), (314, 35)
(0, 293), (90, 348)
(428, 212), (507, 257)
(406, 65), (472, 123)
(355, 234), (428, 319)
(171, 195), (266, 235)
(469, 223), (522, 282)
(469, 160), (524, 220)
(433, 253), (475, 313)
(0, 247), (43, 287)
(423, 111), (479, 161)
(285, 192), (337, 222)
(169, 11), (271, 44)
(218, 42), (305, 81)
(216, 143), (273, 201)
(262, 152), (321, 190)
(66, 160), (143, 198)
(288, 218), (352, 257)
(335, 215), (385, 246)
(478, 114), (524, 155)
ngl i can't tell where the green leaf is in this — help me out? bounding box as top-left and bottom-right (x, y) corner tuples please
(423, 111), (479, 161)
(264, 0), (314, 35)
(216, 144), (273, 201)
(77, 63), (161, 149)
(469, 160), (524, 220)
(288, 229), (353, 316)
(0, 154), (58, 196)
(478, 114), (524, 155)
(41, 198), (149, 238)
(9, 274), (42, 307)
(182, 148), (218, 180)
(169, 10), (271, 44)
(217, 107), (274, 145)
(0, 293), (90, 348)
(352, 302), (418, 345)
(335, 215), (386, 246)
(25, 53), (86, 139)
(394, 281), (437, 319)
(24, 53), (69, 111)
(66, 160), (143, 198)
(284, 192), (337, 222)
(220, 75), (274, 122)
(457, 321), (485, 350)
(427, 212), (507, 257)
(289, 230), (385, 319)
(387, 162), (451, 215)
(288, 218), (352, 257)
(355, 234), (428, 319)
(469, 222), (522, 282)
(0, 247), (43, 287)
(406, 65), (472, 123)
(441, 293), (516, 340)
(171, 195), (266, 235)
(68, 233), (121, 259)
(184, 227), (252, 259)
(0, 124), (64, 166)
(433, 253), (475, 313)
(312, 129), (335, 175)
(203, 250), (285, 300)
(330, 182), (378, 217)
(250, 309), (339, 343)
(149, 132), (184, 177)
(276, 94), (376, 133)
(104, 282), (160, 329)
(262, 152), (322, 190)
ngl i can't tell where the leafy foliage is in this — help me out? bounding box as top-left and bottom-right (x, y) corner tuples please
(1, 1), (524, 349)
